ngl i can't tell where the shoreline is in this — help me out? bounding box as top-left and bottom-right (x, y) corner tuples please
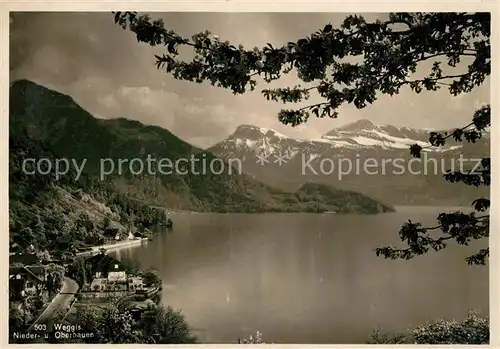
(76, 238), (148, 256)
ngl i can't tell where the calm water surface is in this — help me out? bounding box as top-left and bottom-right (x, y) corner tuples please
(112, 206), (489, 344)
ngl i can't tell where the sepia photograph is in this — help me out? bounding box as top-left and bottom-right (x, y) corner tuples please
(7, 9), (491, 344)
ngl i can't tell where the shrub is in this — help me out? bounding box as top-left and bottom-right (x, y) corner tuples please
(411, 310), (489, 344)
(239, 331), (269, 344)
(367, 328), (411, 344)
(368, 310), (489, 344)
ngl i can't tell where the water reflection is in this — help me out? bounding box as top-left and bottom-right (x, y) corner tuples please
(111, 209), (489, 344)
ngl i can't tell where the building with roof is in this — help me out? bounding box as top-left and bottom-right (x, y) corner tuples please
(9, 253), (40, 266)
(86, 252), (127, 282)
(103, 228), (121, 242)
(84, 251), (129, 296)
(8, 265), (47, 299)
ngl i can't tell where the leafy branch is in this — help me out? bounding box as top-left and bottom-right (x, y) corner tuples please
(376, 213), (490, 265)
(114, 12), (491, 265)
(114, 12), (489, 125)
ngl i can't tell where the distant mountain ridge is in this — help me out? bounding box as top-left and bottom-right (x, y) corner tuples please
(9, 79), (394, 217)
(209, 119), (489, 206)
(213, 118), (487, 157)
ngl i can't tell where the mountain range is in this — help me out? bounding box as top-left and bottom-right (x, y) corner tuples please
(9, 79), (394, 245)
(10, 79), (489, 253)
(209, 117), (489, 205)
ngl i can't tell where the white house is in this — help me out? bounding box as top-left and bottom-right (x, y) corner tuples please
(87, 253), (127, 285)
(108, 264), (127, 282)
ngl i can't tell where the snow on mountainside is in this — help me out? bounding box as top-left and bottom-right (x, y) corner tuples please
(209, 119), (489, 206)
(211, 119), (465, 161)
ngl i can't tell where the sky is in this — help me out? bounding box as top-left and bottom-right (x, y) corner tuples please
(10, 12), (490, 148)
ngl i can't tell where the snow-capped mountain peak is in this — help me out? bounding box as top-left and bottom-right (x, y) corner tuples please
(335, 119), (378, 132)
(234, 124), (290, 139)
(208, 120), (489, 208)
(210, 120), (488, 163)
(320, 119), (433, 151)
(219, 124), (293, 156)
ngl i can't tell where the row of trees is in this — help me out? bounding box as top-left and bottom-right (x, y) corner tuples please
(10, 185), (167, 255)
(10, 121), (168, 255)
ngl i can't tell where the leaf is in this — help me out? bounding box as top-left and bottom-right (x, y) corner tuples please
(409, 144), (422, 158)
(323, 24), (333, 33)
(452, 129), (463, 142)
(471, 198), (490, 212)
(114, 12), (121, 24)
(297, 38), (308, 47)
(429, 132), (446, 147)
(167, 43), (176, 54)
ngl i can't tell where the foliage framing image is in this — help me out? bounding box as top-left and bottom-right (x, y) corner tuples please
(113, 11), (491, 266)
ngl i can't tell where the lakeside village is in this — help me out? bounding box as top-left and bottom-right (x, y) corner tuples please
(9, 215), (173, 339)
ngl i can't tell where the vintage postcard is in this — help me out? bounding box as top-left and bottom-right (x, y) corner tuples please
(2, 1), (497, 346)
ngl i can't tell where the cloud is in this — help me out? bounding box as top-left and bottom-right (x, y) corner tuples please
(10, 12), (490, 147)
(96, 85), (239, 147)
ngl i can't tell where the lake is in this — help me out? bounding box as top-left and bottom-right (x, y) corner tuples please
(111, 206), (489, 344)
